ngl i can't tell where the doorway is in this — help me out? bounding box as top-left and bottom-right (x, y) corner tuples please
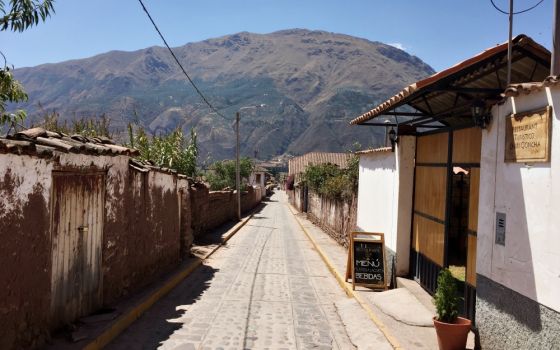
(448, 168), (470, 283)
(50, 171), (105, 327)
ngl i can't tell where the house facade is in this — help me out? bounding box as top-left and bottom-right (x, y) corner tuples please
(475, 79), (560, 348)
(351, 35), (559, 347)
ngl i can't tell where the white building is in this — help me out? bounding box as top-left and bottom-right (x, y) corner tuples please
(475, 78), (560, 348)
(249, 166), (267, 199)
(355, 140), (415, 276)
(351, 35), (559, 347)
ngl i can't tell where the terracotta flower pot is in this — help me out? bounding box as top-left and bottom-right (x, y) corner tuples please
(433, 316), (471, 350)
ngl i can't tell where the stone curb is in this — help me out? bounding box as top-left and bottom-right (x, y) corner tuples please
(287, 204), (403, 350)
(83, 209), (258, 350)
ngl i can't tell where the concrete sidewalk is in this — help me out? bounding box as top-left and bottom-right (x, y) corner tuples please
(289, 206), (476, 350)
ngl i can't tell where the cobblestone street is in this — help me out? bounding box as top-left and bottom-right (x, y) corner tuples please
(107, 192), (376, 349)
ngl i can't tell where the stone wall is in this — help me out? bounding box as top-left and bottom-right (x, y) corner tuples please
(476, 274), (560, 349)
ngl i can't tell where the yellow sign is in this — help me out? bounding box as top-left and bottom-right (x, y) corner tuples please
(505, 106), (552, 163)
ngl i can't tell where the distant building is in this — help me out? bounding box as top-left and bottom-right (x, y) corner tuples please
(287, 152), (352, 211)
(249, 166), (267, 199)
(288, 152), (351, 182)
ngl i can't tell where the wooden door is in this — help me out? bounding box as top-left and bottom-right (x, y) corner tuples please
(410, 128), (481, 319)
(411, 132), (449, 293)
(50, 172), (105, 327)
(452, 128), (481, 320)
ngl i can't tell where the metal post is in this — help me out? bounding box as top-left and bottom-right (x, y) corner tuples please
(507, 0), (514, 85)
(236, 111), (241, 221)
(552, 0), (560, 75)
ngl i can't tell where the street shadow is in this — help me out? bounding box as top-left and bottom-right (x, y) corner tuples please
(105, 262), (218, 350)
(193, 203), (268, 245)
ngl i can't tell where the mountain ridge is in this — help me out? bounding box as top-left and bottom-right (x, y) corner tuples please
(13, 29), (435, 160)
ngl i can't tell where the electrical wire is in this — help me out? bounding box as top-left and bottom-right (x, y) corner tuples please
(137, 0), (227, 119)
(490, 0), (545, 15)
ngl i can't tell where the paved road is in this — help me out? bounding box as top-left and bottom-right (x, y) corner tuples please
(107, 192), (359, 350)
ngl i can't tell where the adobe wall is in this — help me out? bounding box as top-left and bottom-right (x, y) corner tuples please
(306, 190), (356, 248)
(189, 182), (209, 237)
(0, 154), (52, 349)
(206, 191), (236, 231)
(0, 152), (187, 348)
(0, 148), (264, 348)
(102, 166), (181, 304)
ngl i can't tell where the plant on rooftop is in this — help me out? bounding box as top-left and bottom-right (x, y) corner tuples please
(128, 125), (199, 178)
(35, 111), (113, 137)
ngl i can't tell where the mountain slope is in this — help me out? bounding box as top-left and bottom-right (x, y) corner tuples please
(14, 29), (434, 160)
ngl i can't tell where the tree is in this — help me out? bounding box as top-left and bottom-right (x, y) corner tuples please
(206, 158), (254, 191)
(1, 0), (55, 127)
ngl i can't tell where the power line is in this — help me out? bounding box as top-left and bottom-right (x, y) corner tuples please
(137, 0), (227, 119)
(490, 0), (545, 15)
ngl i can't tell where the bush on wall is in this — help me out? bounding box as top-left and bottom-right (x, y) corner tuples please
(302, 154), (358, 201)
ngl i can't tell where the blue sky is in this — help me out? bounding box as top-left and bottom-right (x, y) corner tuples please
(0, 0), (554, 71)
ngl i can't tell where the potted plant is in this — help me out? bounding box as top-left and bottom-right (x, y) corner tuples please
(433, 268), (471, 350)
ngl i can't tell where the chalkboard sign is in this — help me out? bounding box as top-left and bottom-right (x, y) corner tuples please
(347, 232), (387, 290)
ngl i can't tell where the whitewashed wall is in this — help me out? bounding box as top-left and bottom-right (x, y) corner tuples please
(356, 136), (415, 275)
(249, 171), (266, 198)
(477, 86), (560, 313)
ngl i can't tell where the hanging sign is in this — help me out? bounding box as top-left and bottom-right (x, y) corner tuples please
(505, 106), (552, 163)
(346, 232), (387, 290)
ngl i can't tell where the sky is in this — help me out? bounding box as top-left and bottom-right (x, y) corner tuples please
(0, 0), (554, 72)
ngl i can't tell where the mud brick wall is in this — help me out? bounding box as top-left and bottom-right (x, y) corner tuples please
(189, 183), (209, 237)
(0, 151), (185, 350)
(0, 157), (52, 349)
(206, 191), (236, 231)
(103, 168), (181, 304)
(178, 179), (194, 258)
(306, 190), (357, 248)
(241, 186), (261, 213)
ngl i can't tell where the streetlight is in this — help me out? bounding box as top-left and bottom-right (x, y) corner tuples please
(235, 104), (266, 220)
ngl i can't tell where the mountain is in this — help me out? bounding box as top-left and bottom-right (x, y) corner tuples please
(13, 29), (434, 160)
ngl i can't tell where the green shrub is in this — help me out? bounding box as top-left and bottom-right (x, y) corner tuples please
(302, 154), (359, 200)
(38, 111), (112, 137)
(206, 157), (254, 191)
(129, 126), (199, 177)
(434, 268), (461, 323)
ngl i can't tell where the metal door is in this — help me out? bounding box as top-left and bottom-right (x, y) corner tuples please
(50, 172), (105, 326)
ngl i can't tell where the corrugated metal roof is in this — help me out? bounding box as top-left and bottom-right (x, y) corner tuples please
(350, 35), (551, 127)
(288, 152), (351, 178)
(0, 127), (139, 157)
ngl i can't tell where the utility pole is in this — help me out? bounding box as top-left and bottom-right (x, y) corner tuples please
(553, 0), (560, 75)
(507, 0), (514, 85)
(236, 111), (241, 221)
